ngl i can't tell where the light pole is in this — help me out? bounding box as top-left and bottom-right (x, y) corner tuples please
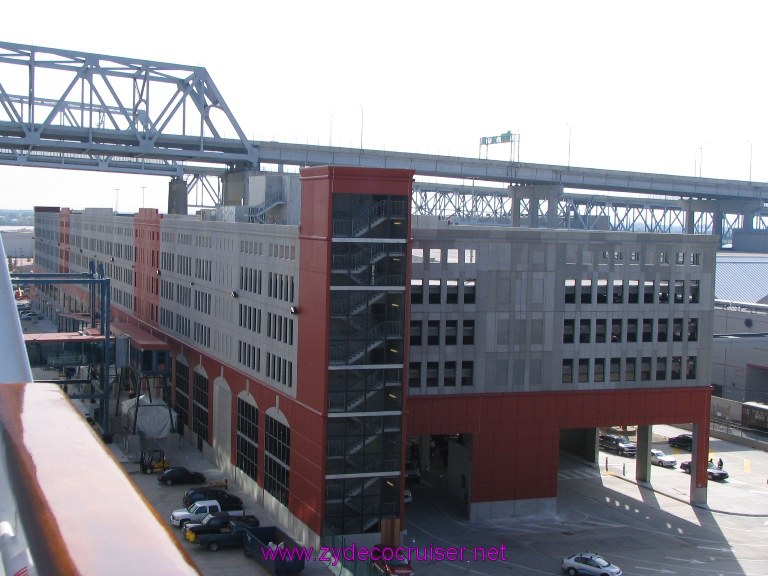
(114, 189), (120, 211)
(567, 124), (572, 167)
(141, 186), (146, 209)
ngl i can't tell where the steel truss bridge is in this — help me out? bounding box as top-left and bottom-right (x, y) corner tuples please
(2, 41), (768, 242)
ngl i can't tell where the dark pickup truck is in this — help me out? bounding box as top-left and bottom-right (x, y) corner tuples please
(242, 525), (305, 574)
(185, 518), (262, 552)
(182, 511), (259, 539)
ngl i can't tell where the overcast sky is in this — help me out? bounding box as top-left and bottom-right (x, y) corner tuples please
(0, 0), (766, 212)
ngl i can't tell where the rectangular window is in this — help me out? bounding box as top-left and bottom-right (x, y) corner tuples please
(408, 362), (422, 388)
(686, 356), (697, 379)
(461, 361), (474, 386)
(641, 357), (651, 380)
(611, 319), (622, 343)
(463, 320), (475, 345)
(673, 318), (683, 341)
(426, 362), (439, 387)
(644, 280), (655, 304)
(594, 358), (605, 382)
(628, 280), (639, 304)
(427, 320), (440, 346)
(642, 319), (653, 342)
(658, 280), (670, 303)
(612, 280), (624, 304)
(657, 318), (668, 342)
(674, 280), (685, 303)
(627, 319), (638, 342)
(579, 319), (591, 344)
(429, 248), (441, 263)
(463, 280), (476, 304)
(428, 280), (441, 304)
(689, 280), (700, 303)
(671, 356), (682, 380)
(595, 319), (607, 343)
(581, 280), (592, 304)
(445, 320), (458, 345)
(565, 280), (576, 304)
(656, 356), (667, 380)
(562, 359), (574, 383)
(597, 280), (608, 304)
(625, 358), (636, 381)
(578, 359), (589, 383)
(563, 319), (575, 344)
(444, 361), (456, 387)
(688, 318), (698, 341)
(446, 281), (458, 304)
(410, 321), (422, 346)
(411, 280), (423, 305)
(610, 358), (621, 382)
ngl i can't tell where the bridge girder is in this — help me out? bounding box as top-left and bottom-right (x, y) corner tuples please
(0, 41), (258, 176)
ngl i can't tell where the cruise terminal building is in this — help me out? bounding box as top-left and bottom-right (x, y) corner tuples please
(32, 166), (716, 544)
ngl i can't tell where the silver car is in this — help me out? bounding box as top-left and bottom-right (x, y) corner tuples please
(562, 552), (622, 575)
(651, 449), (677, 468)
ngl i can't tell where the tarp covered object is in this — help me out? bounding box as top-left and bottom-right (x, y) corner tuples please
(120, 395), (176, 439)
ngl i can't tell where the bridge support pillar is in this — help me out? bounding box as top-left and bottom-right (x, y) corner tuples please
(510, 184), (563, 228)
(167, 177), (188, 215)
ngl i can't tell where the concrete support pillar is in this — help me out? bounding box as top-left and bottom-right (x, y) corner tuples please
(712, 209), (723, 239)
(635, 425), (652, 483)
(420, 435), (431, 472)
(529, 198), (540, 228)
(690, 421), (709, 507)
(742, 212), (755, 230)
(685, 209), (695, 234)
(511, 191), (522, 227)
(167, 177), (188, 215)
(547, 197), (559, 228)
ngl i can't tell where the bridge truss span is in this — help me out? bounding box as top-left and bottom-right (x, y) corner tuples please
(0, 41), (258, 176)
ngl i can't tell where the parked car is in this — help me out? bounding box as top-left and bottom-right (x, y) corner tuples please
(668, 434), (693, 451)
(158, 466), (206, 486)
(183, 487), (243, 509)
(371, 545), (415, 576)
(680, 461), (729, 481)
(561, 551), (622, 575)
(598, 434), (637, 457)
(650, 449), (677, 468)
(405, 461), (421, 485)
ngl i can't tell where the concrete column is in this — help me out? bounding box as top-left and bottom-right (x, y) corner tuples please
(511, 191), (522, 227)
(420, 435), (431, 472)
(529, 198), (540, 228)
(712, 209), (723, 239)
(635, 425), (652, 483)
(547, 197), (559, 228)
(685, 208), (695, 234)
(742, 212), (755, 231)
(690, 422), (709, 507)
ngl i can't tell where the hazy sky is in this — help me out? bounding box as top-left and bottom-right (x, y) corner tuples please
(0, 1), (766, 212)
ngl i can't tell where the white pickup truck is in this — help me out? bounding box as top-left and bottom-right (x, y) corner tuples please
(169, 499), (245, 528)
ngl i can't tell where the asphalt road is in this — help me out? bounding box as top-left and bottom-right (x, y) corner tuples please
(405, 425), (768, 576)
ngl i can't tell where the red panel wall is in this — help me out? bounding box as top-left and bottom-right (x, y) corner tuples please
(407, 387), (711, 502)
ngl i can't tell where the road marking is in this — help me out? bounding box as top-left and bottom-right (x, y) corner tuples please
(665, 557), (705, 564)
(697, 546), (732, 552)
(636, 567), (675, 574)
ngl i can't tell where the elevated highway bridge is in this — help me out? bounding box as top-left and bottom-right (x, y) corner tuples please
(1, 41), (767, 243)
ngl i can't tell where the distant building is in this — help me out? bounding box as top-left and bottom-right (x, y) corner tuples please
(33, 166), (717, 543)
(712, 253), (768, 403)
